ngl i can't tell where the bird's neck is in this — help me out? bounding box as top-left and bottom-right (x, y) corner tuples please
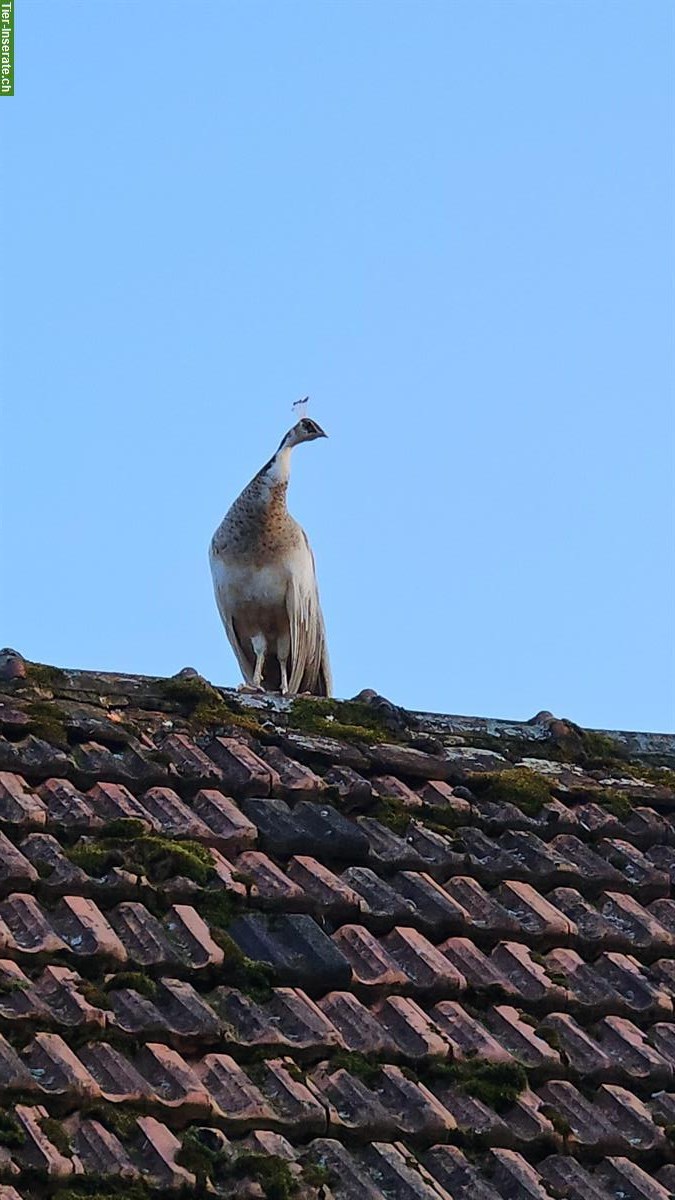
(245, 445), (292, 518)
(262, 444), (292, 487)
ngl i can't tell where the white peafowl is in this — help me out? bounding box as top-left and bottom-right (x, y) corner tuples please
(209, 414), (332, 696)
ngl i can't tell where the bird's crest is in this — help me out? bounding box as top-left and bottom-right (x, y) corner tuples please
(292, 396), (309, 421)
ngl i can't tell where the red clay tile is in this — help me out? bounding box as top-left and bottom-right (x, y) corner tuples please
(375, 1064), (457, 1140)
(370, 775), (423, 808)
(375, 994), (450, 1060)
(0, 1031), (39, 1093)
(53, 896), (128, 963)
(597, 839), (670, 902)
(539, 1012), (614, 1080)
(107, 901), (181, 968)
(494, 880), (577, 943)
(196, 1053), (276, 1127)
(383, 927), (466, 997)
(136, 1042), (211, 1116)
(13, 1103), (76, 1177)
(392, 872), (470, 937)
(331, 925), (408, 991)
(439, 937), (519, 997)
(487, 1005), (562, 1069)
(0, 832), (39, 890)
(0, 773), (47, 825)
(593, 1015), (672, 1085)
(357, 816), (428, 870)
(595, 1083), (664, 1151)
(490, 942), (568, 1005)
(86, 781), (152, 824)
(78, 1040), (151, 1104)
(39, 778), (100, 828)
(260, 745), (326, 799)
(538, 1155), (612, 1200)
(192, 788), (257, 853)
(305, 1139), (386, 1199)
(548, 887), (618, 952)
(417, 779), (471, 817)
(159, 733), (224, 784)
(164, 904), (224, 970)
(422, 1144), (502, 1200)
(0, 893), (66, 956)
(19, 832), (89, 890)
(156, 977), (221, 1044)
(24, 1032), (100, 1100)
(430, 1000), (513, 1064)
(359, 1137), (457, 1198)
(537, 1080), (623, 1152)
(487, 1148), (558, 1198)
(267, 987), (344, 1054)
(69, 1115), (138, 1179)
(250, 1056), (326, 1135)
(309, 1062), (397, 1139)
(234, 850), (305, 906)
(443, 876), (520, 939)
(135, 1115), (196, 1188)
(598, 1157), (673, 1200)
(317, 990), (398, 1056)
(211, 987), (286, 1052)
(287, 856), (361, 918)
(203, 737), (280, 796)
(36, 964), (107, 1029)
(207, 846), (248, 897)
(0, 959), (50, 1024)
(322, 765), (374, 811)
(138, 786), (213, 840)
(341, 865), (418, 929)
(599, 891), (674, 955)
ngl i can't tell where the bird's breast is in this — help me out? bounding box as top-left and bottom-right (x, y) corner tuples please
(210, 554), (290, 609)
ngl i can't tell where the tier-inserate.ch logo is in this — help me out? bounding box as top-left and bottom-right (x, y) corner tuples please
(1, 0), (13, 97)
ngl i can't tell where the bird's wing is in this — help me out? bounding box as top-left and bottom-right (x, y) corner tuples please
(286, 531), (332, 696)
(210, 555), (256, 683)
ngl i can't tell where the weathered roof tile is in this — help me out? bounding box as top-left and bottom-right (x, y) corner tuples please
(192, 788), (257, 853)
(2, 662), (675, 1196)
(229, 912), (352, 991)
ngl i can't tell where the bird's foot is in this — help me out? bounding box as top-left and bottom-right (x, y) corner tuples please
(237, 683), (265, 695)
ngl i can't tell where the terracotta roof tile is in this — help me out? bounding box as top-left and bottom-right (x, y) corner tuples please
(13, 1103), (76, 1177)
(191, 787), (258, 852)
(392, 871), (471, 937)
(341, 865), (418, 929)
(375, 994), (450, 1060)
(203, 737), (280, 796)
(331, 924), (408, 992)
(286, 855), (361, 918)
(69, 1115), (137, 1179)
(0, 773), (47, 826)
(317, 990), (398, 1056)
(38, 777), (102, 829)
(1, 661), (675, 1195)
(234, 849), (306, 906)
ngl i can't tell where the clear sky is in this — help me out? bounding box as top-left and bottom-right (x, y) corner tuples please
(2, 0), (673, 732)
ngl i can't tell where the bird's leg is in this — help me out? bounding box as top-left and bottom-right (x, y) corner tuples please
(279, 659), (289, 696)
(250, 634), (267, 689)
(277, 631), (291, 696)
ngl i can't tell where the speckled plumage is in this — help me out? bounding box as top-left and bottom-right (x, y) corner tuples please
(209, 418), (332, 696)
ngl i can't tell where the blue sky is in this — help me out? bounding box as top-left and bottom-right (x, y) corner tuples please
(2, 0), (673, 731)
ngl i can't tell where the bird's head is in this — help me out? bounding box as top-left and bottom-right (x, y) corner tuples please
(283, 417), (328, 448)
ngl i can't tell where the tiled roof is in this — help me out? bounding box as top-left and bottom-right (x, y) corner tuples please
(0, 651), (674, 1200)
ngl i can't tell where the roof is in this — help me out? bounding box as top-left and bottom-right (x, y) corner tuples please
(0, 649), (674, 1200)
